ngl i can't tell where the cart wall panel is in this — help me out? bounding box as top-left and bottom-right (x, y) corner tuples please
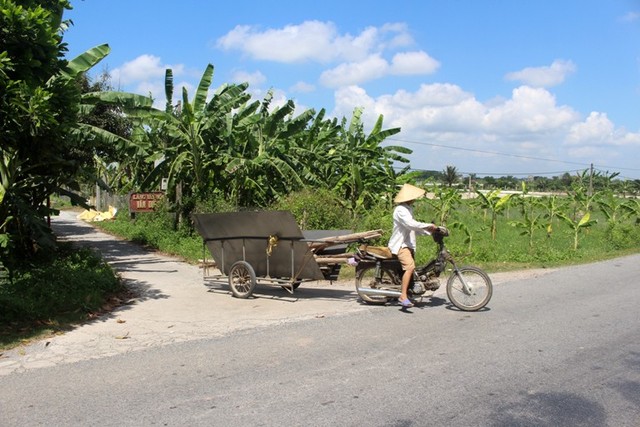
(193, 211), (325, 280)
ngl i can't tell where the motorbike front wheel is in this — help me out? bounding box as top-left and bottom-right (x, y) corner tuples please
(355, 264), (397, 305)
(446, 266), (492, 311)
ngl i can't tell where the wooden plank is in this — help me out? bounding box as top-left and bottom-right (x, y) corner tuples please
(308, 229), (383, 251)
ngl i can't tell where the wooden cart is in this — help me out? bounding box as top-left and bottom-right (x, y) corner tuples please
(192, 211), (381, 298)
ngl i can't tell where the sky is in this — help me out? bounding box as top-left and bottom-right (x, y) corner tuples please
(63, 0), (640, 180)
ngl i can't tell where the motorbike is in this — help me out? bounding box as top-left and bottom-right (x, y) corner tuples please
(353, 227), (493, 311)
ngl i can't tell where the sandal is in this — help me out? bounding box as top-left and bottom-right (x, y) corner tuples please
(399, 298), (414, 308)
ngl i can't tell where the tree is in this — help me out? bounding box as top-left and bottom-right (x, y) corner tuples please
(286, 108), (341, 191)
(442, 165), (459, 187)
(597, 190), (637, 228)
(540, 194), (566, 237)
(509, 183), (544, 248)
(558, 211), (597, 251)
(482, 176), (497, 189)
(78, 81), (156, 199)
(474, 189), (513, 240)
(427, 183), (461, 225)
(328, 108), (407, 216)
(495, 175), (519, 190)
(0, 0), (85, 267)
(222, 91), (315, 207)
(134, 65), (252, 218)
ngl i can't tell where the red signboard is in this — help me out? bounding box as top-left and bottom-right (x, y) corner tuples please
(129, 192), (164, 212)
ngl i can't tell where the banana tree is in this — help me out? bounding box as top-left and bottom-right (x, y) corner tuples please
(474, 189), (513, 240)
(597, 191), (632, 227)
(558, 211), (597, 250)
(330, 107), (407, 216)
(131, 65), (253, 216)
(428, 183), (462, 225)
(450, 221), (474, 253)
(540, 194), (566, 237)
(78, 75), (156, 201)
(507, 182), (544, 248)
(287, 108), (342, 190)
(222, 91), (314, 206)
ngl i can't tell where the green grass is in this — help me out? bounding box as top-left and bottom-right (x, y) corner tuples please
(411, 202), (640, 272)
(94, 211), (203, 263)
(93, 200), (640, 275)
(0, 243), (123, 350)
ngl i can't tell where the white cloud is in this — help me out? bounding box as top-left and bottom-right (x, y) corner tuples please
(621, 11), (640, 22)
(335, 84), (570, 146)
(319, 55), (389, 88)
(217, 21), (340, 63)
(173, 80), (196, 97)
(216, 20), (415, 64)
(565, 112), (614, 146)
(345, 84), (577, 136)
(319, 50), (439, 88)
(139, 79), (196, 110)
(331, 82), (640, 173)
(217, 21), (440, 89)
(566, 112), (640, 149)
(389, 51), (440, 75)
(379, 22), (413, 49)
(483, 86), (579, 134)
(289, 81), (316, 93)
(109, 54), (189, 108)
(505, 59), (576, 88)
(133, 80), (160, 97)
(230, 70), (267, 86)
(111, 54), (184, 85)
(332, 83), (485, 135)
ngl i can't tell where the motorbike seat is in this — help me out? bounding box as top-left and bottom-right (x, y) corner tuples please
(359, 244), (394, 260)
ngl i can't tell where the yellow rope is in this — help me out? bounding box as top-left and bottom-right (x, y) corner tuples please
(266, 234), (279, 256)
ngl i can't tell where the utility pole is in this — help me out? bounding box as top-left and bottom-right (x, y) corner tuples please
(588, 163), (594, 197)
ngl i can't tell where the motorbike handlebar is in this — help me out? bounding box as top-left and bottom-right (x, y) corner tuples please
(430, 225), (449, 243)
(427, 225), (448, 236)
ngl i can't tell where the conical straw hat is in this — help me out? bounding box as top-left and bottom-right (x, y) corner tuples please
(394, 183), (426, 204)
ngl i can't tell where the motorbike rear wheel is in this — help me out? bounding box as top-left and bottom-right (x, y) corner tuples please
(446, 265), (492, 311)
(355, 264), (397, 305)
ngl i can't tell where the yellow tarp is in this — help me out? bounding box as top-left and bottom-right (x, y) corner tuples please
(77, 205), (118, 222)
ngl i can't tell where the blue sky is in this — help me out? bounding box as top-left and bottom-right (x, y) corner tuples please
(64, 0), (640, 180)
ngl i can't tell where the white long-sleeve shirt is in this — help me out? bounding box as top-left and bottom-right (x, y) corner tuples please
(388, 203), (433, 254)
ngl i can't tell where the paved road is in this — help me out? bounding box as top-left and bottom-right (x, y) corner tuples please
(1, 212), (639, 426)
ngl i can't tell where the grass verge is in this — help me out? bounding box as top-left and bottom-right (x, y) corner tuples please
(0, 243), (124, 351)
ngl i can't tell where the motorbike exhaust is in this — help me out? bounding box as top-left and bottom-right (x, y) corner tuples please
(356, 287), (401, 298)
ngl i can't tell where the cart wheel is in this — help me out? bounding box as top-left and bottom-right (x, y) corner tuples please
(228, 261), (257, 298)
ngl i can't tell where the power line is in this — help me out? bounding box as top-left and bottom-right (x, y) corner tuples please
(458, 169), (584, 177)
(398, 164), (640, 180)
(388, 137), (640, 173)
(399, 166), (585, 177)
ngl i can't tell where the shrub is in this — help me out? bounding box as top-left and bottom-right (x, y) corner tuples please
(270, 188), (352, 230)
(0, 243), (122, 322)
(607, 222), (640, 250)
